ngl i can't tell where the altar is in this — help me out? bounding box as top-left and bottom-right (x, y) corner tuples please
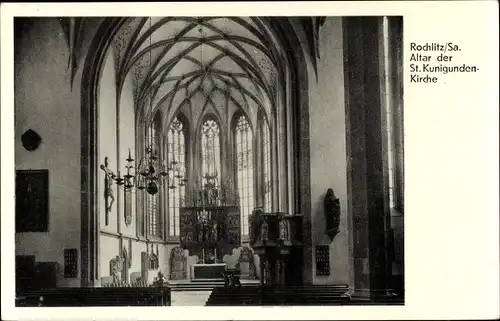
(180, 205), (241, 262)
(177, 180), (242, 281)
(191, 263), (226, 280)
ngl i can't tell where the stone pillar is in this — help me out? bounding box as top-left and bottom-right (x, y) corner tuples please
(388, 16), (405, 298)
(343, 17), (393, 300)
(388, 17), (404, 215)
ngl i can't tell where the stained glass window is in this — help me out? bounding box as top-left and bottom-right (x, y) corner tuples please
(167, 117), (186, 237)
(262, 120), (272, 212)
(147, 124), (158, 236)
(201, 119), (221, 189)
(235, 115), (254, 235)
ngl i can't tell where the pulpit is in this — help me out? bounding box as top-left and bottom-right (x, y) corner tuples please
(250, 210), (304, 286)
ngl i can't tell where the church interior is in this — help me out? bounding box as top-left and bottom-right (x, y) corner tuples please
(14, 16), (404, 306)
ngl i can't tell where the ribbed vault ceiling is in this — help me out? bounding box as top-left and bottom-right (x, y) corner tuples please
(112, 17), (284, 125)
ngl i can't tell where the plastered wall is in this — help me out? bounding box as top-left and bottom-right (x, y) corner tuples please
(14, 18), (86, 287)
(307, 17), (351, 285)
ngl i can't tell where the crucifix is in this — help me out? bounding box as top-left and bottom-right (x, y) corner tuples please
(100, 157), (115, 225)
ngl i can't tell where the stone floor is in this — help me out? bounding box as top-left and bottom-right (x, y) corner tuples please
(170, 290), (213, 306)
(168, 278), (260, 306)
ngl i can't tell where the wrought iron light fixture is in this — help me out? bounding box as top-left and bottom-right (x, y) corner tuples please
(100, 147), (186, 196)
(100, 17), (186, 195)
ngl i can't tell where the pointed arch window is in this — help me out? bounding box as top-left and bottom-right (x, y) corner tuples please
(147, 124), (159, 236)
(167, 116), (187, 237)
(262, 120), (272, 212)
(149, 254), (159, 270)
(201, 119), (221, 189)
(235, 115), (254, 235)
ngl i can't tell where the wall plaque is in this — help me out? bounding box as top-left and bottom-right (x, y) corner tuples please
(315, 245), (330, 276)
(21, 129), (42, 151)
(64, 248), (78, 278)
(16, 169), (49, 232)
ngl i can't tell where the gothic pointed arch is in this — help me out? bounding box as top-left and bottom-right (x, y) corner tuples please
(80, 17), (312, 286)
(198, 114), (223, 190)
(165, 112), (189, 237)
(257, 109), (273, 213)
(149, 253), (159, 270)
(145, 112), (162, 237)
(231, 111), (255, 236)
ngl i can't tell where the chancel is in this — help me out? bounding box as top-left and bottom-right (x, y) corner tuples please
(14, 16), (404, 306)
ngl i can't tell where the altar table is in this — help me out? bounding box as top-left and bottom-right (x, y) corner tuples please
(192, 263), (226, 280)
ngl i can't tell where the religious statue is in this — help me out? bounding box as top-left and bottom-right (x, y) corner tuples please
(211, 222), (219, 242)
(217, 221), (225, 243)
(152, 271), (166, 287)
(198, 223), (205, 242)
(250, 208), (263, 245)
(210, 187), (219, 204)
(105, 179), (115, 212)
(100, 157), (115, 212)
(324, 188), (341, 240)
(279, 219), (289, 241)
(110, 255), (124, 283)
(203, 189), (209, 204)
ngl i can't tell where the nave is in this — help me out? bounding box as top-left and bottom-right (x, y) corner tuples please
(14, 15), (404, 306)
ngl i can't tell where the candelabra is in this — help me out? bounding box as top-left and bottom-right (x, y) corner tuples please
(100, 146), (186, 196)
(167, 159), (188, 191)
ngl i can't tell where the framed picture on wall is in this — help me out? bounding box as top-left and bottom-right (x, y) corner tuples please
(16, 169), (49, 232)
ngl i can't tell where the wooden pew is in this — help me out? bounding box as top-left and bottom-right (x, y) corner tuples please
(206, 284), (403, 306)
(205, 285), (350, 306)
(16, 287), (171, 307)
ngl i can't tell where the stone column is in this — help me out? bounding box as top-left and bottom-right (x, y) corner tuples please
(343, 17), (393, 300)
(388, 16), (405, 298)
(389, 17), (404, 215)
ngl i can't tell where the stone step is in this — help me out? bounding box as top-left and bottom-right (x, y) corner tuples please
(168, 278), (260, 291)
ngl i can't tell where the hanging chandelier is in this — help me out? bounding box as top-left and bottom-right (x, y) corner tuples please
(100, 146), (185, 196)
(100, 17), (186, 195)
(125, 145), (166, 195)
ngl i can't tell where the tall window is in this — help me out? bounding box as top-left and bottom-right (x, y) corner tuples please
(147, 124), (158, 236)
(201, 119), (221, 188)
(235, 115), (254, 235)
(167, 117), (186, 237)
(262, 120), (272, 212)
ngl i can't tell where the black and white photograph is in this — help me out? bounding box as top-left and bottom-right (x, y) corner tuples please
(11, 15), (405, 307)
(3, 2), (500, 320)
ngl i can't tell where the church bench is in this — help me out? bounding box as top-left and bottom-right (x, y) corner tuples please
(18, 295), (166, 307)
(23, 289), (169, 303)
(16, 287), (171, 307)
(205, 285), (350, 306)
(19, 295), (159, 307)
